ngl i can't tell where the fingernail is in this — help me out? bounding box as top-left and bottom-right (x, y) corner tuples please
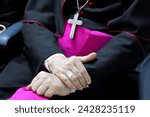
(87, 82), (91, 85)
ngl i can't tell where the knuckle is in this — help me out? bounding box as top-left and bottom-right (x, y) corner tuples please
(71, 77), (78, 82)
(46, 78), (52, 84)
(39, 71), (46, 76)
(60, 68), (66, 74)
(73, 70), (79, 75)
(65, 61), (72, 66)
(39, 72), (49, 78)
(70, 56), (77, 61)
(81, 69), (87, 75)
(52, 69), (57, 73)
(58, 67), (64, 72)
(62, 77), (69, 83)
(68, 56), (77, 64)
(56, 68), (65, 74)
(75, 73), (81, 78)
(80, 79), (85, 84)
(52, 83), (58, 89)
(56, 85), (62, 90)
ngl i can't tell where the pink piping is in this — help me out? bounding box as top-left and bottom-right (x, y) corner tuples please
(107, 20), (145, 52)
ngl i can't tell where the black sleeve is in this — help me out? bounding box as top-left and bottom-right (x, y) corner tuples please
(22, 0), (63, 74)
(84, 33), (143, 97)
(82, 0), (150, 97)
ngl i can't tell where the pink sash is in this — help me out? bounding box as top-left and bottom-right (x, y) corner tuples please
(9, 87), (48, 100)
(58, 22), (113, 57)
(8, 22), (113, 100)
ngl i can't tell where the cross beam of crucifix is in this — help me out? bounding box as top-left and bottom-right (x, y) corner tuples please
(68, 12), (83, 39)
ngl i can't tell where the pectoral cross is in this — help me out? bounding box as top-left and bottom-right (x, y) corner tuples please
(68, 12), (83, 39)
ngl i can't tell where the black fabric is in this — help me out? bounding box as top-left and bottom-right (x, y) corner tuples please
(0, 0), (27, 27)
(138, 52), (150, 99)
(0, 0), (150, 99)
(0, 87), (18, 100)
(0, 0), (34, 100)
(0, 0), (27, 65)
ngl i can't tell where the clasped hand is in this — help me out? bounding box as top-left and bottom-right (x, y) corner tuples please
(27, 52), (96, 97)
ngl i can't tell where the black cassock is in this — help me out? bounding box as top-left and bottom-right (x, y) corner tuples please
(0, 0), (150, 99)
(0, 0), (33, 99)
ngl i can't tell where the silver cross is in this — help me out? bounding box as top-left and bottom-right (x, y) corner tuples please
(68, 12), (83, 39)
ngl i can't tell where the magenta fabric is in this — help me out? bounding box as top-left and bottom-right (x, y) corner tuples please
(58, 22), (113, 57)
(8, 87), (48, 100)
(8, 22), (113, 100)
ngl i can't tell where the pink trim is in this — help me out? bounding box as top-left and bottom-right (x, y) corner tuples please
(107, 20), (150, 40)
(107, 20), (145, 52)
(107, 20), (150, 41)
(22, 20), (62, 37)
(124, 31), (144, 52)
(22, 20), (48, 29)
(135, 34), (150, 42)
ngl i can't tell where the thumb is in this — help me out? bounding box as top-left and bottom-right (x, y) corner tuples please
(78, 52), (97, 63)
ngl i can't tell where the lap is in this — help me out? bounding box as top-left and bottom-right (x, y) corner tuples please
(0, 53), (34, 99)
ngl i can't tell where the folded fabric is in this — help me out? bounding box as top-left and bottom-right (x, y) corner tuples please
(58, 22), (113, 56)
(8, 87), (48, 100)
(8, 22), (113, 100)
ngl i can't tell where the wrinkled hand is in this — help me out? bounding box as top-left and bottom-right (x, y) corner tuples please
(46, 52), (97, 91)
(27, 71), (70, 97)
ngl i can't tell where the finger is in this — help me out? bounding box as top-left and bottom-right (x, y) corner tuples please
(51, 75), (71, 96)
(58, 73), (76, 90)
(26, 84), (32, 90)
(78, 52), (97, 63)
(30, 71), (49, 91)
(31, 77), (45, 92)
(70, 66), (87, 89)
(44, 88), (54, 98)
(29, 72), (42, 87)
(67, 70), (83, 90)
(30, 77), (39, 87)
(36, 82), (49, 96)
(75, 61), (91, 85)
